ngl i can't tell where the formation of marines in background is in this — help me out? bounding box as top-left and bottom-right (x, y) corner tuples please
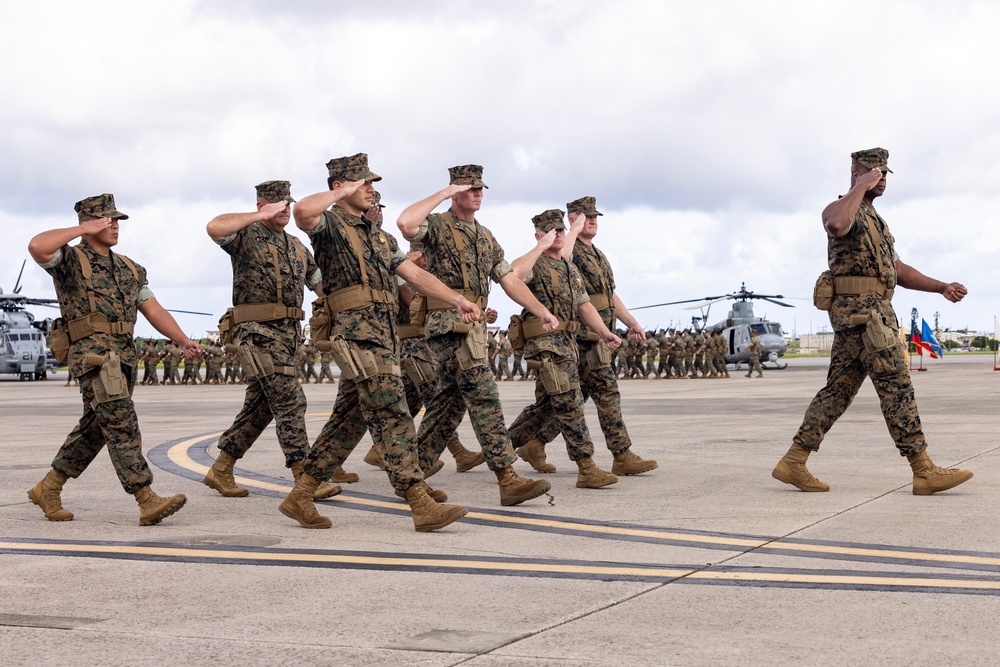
(25, 146), (972, 532)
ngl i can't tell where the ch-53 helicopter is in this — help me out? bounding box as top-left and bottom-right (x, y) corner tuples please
(634, 283), (793, 369)
(1, 261), (59, 380)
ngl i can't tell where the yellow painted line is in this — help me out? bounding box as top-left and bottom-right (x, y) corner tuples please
(168, 435), (1000, 569)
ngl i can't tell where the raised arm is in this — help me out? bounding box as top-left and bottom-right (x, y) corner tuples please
(822, 167), (884, 238)
(560, 214), (586, 260)
(206, 202), (290, 241)
(28, 219), (110, 264)
(510, 231), (557, 281)
(397, 184), (471, 238)
(293, 180), (364, 231)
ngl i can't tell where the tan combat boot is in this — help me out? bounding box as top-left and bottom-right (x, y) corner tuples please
(363, 445), (386, 470)
(134, 486), (187, 526)
(771, 443), (830, 492)
(27, 469), (73, 521)
(279, 473), (332, 529)
(907, 451), (973, 496)
(330, 465), (359, 484)
(612, 449), (659, 476)
(423, 458), (445, 479)
(289, 461), (341, 500)
(404, 482), (467, 532)
(447, 436), (486, 473)
(516, 438), (556, 473)
(202, 451), (249, 497)
(496, 467), (551, 506)
(576, 458), (618, 489)
(396, 483), (448, 502)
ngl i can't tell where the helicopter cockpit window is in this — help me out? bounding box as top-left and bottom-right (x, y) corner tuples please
(750, 323), (767, 335)
(766, 323), (782, 336)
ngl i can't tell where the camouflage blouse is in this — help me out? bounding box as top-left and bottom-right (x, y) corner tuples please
(306, 205), (405, 351)
(40, 241), (152, 379)
(828, 199), (899, 331)
(406, 209), (513, 338)
(521, 254), (590, 361)
(570, 240), (616, 335)
(217, 222), (320, 352)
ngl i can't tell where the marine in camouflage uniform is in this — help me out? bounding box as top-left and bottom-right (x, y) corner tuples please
(514, 198), (658, 478)
(166, 342), (182, 384)
(160, 343), (174, 384)
(693, 330), (708, 378)
(289, 153), (476, 530)
(506, 209), (624, 489)
(181, 347), (201, 384)
(398, 164), (555, 506)
(495, 329), (513, 380)
(745, 329), (764, 378)
(301, 341), (319, 383)
(643, 331), (657, 378)
(317, 348), (335, 383)
(656, 329), (670, 378)
(26, 193), (197, 525)
(773, 147), (973, 496)
(203, 181), (338, 500)
(486, 329), (498, 377)
(205, 343), (225, 384)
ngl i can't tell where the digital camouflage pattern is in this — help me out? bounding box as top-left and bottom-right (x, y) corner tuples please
(531, 208), (566, 233)
(496, 335), (513, 380)
(851, 147), (893, 173)
(569, 240), (616, 334)
(448, 164), (488, 189)
(828, 200), (898, 331)
(39, 234), (153, 494)
(255, 180), (296, 203)
(521, 254), (590, 360)
(566, 196), (603, 217)
(308, 206), (405, 350)
(304, 342), (424, 490)
(405, 209), (511, 338)
(74, 193), (129, 221)
(746, 332), (763, 376)
(326, 153), (382, 182)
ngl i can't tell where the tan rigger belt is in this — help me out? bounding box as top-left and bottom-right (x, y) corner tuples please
(325, 286), (394, 314)
(833, 276), (895, 301)
(588, 293), (611, 311)
(232, 303), (305, 324)
(397, 324), (425, 340)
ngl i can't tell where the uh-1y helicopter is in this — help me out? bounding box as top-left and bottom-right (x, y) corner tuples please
(1, 261), (59, 380)
(633, 283), (793, 369)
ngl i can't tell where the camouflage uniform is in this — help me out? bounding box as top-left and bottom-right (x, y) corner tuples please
(693, 331), (707, 378)
(496, 333), (513, 380)
(160, 344), (174, 384)
(644, 333), (657, 377)
(527, 211), (638, 458)
(205, 343), (224, 384)
(793, 190), (924, 455)
(181, 348), (201, 384)
(487, 330), (498, 377)
(302, 199), (424, 492)
(215, 181), (323, 468)
(746, 332), (764, 377)
(317, 348), (335, 383)
(167, 343), (182, 384)
(656, 330), (670, 378)
(301, 342), (319, 383)
(404, 201), (519, 473)
(714, 331), (731, 377)
(508, 210), (600, 463)
(37, 199), (156, 494)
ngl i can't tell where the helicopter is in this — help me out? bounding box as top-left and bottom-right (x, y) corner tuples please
(1, 261), (59, 380)
(633, 283), (793, 369)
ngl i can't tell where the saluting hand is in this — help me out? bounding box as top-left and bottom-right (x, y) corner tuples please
(444, 183), (473, 198)
(536, 229), (558, 252)
(258, 201), (290, 221)
(857, 167), (884, 191)
(568, 213), (586, 235)
(79, 217), (114, 235)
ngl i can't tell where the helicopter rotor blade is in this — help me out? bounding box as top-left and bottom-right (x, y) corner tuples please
(14, 260), (26, 294)
(166, 309), (214, 316)
(631, 295), (732, 311)
(758, 297), (795, 308)
(682, 296), (731, 310)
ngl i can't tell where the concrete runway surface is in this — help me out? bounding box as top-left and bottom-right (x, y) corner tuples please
(1, 356), (998, 666)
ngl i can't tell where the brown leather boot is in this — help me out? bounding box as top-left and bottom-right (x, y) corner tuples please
(405, 482), (467, 532)
(396, 483), (448, 502)
(423, 459), (445, 479)
(772, 443), (830, 492)
(516, 438), (556, 473)
(279, 473), (332, 529)
(576, 458), (618, 489)
(134, 486), (187, 526)
(907, 451), (973, 496)
(363, 445), (386, 470)
(27, 469), (73, 521)
(447, 436), (485, 473)
(290, 461), (341, 500)
(611, 449), (658, 476)
(202, 451), (249, 497)
(330, 465), (359, 484)
(496, 467), (551, 506)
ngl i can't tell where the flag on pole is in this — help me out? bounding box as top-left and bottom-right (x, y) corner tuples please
(921, 319), (941, 358)
(911, 319), (924, 356)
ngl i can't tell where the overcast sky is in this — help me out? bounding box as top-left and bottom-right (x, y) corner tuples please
(3, 1), (998, 339)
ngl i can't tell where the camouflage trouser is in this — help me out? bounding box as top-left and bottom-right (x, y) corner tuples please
(694, 354), (705, 376)
(140, 361), (154, 385)
(400, 337), (440, 418)
(747, 356), (763, 375)
(657, 353), (669, 377)
(669, 354), (683, 377)
(162, 361), (173, 383)
(52, 364), (153, 495)
(531, 341), (631, 455)
(304, 342), (422, 491)
(219, 336), (309, 467)
(508, 351), (595, 462)
(317, 363), (335, 383)
(417, 332), (517, 472)
(684, 355), (695, 377)
(303, 361), (318, 382)
(224, 362), (236, 383)
(511, 353), (526, 379)
(488, 351), (498, 377)
(645, 354), (656, 376)
(206, 361), (223, 383)
(168, 362), (181, 384)
(793, 326), (926, 456)
(715, 354), (729, 375)
(496, 355), (513, 380)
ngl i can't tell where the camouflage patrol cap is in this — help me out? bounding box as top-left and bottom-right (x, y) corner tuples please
(850, 147), (893, 173)
(326, 153), (382, 182)
(255, 180), (296, 203)
(566, 196), (603, 217)
(74, 193), (129, 221)
(531, 208), (566, 232)
(371, 191), (386, 208)
(448, 164), (489, 189)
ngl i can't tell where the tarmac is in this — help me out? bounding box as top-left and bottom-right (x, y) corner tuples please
(1, 355), (998, 666)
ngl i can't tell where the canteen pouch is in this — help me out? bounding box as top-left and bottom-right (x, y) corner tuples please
(813, 270), (834, 311)
(49, 318), (70, 363)
(329, 337), (378, 381)
(508, 315), (525, 354)
(87, 351), (129, 405)
(309, 297), (332, 351)
(401, 355), (436, 387)
(218, 308), (235, 346)
(857, 309), (899, 374)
